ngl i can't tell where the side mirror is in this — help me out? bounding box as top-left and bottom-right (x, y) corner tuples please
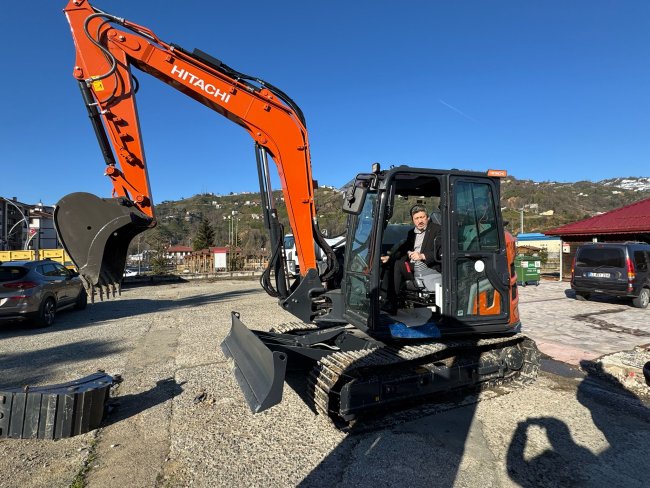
(342, 185), (368, 215)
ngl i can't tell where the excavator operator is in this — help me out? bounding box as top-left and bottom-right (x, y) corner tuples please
(380, 205), (442, 314)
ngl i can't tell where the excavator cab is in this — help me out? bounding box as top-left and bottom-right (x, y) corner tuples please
(340, 167), (515, 338)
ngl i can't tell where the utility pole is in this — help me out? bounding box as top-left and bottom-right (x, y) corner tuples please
(520, 208), (524, 235)
(230, 210), (238, 271)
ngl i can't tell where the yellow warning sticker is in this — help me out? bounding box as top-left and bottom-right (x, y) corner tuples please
(92, 79), (105, 92)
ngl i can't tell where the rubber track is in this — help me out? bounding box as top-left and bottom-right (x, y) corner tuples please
(269, 322), (320, 334)
(308, 334), (540, 426)
(0, 371), (114, 440)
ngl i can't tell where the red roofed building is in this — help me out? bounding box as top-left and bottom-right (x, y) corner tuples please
(165, 245), (193, 265)
(546, 197), (650, 242)
(545, 197), (650, 277)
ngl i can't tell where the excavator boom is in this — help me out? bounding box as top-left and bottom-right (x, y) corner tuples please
(58, 0), (321, 294)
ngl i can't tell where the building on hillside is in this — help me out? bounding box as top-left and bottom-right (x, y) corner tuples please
(165, 245), (193, 265)
(546, 196), (650, 277)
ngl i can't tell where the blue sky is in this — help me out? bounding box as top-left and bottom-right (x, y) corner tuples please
(2, 0), (649, 205)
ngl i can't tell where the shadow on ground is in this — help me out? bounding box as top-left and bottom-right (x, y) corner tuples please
(0, 339), (124, 387)
(507, 362), (650, 487)
(296, 356), (650, 487)
(0, 287), (260, 388)
(103, 377), (186, 426)
(0, 288), (261, 339)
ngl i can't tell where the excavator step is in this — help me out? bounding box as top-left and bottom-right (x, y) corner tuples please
(0, 371), (114, 440)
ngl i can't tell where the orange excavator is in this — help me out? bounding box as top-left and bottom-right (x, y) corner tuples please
(55, 0), (540, 426)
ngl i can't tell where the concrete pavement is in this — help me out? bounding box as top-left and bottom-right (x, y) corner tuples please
(518, 279), (650, 395)
(518, 279), (650, 364)
(0, 278), (648, 487)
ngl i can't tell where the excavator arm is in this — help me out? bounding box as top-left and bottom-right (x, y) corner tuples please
(56, 0), (326, 297)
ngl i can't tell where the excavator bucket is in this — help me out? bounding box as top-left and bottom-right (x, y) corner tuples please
(221, 312), (287, 413)
(54, 192), (154, 300)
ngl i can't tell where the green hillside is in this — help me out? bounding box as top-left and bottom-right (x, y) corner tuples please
(134, 176), (650, 254)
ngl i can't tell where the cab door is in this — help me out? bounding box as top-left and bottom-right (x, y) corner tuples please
(448, 177), (510, 323)
(342, 191), (379, 329)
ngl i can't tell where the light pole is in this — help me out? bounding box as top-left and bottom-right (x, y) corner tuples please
(230, 210), (238, 271)
(226, 215), (232, 271)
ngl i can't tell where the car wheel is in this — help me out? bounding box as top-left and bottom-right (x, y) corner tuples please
(632, 288), (650, 309)
(74, 289), (88, 310)
(31, 297), (57, 327)
(575, 292), (590, 301)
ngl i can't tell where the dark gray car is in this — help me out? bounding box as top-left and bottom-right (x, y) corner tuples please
(571, 242), (650, 309)
(0, 259), (87, 327)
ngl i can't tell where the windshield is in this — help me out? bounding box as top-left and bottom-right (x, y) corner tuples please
(283, 235), (295, 249)
(576, 247), (625, 268)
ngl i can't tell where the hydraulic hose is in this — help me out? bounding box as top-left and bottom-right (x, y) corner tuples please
(312, 221), (339, 281)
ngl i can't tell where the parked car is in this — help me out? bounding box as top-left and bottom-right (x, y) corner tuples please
(571, 242), (650, 308)
(123, 267), (140, 277)
(0, 259), (87, 327)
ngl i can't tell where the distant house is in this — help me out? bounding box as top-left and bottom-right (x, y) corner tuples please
(184, 247), (229, 272)
(166, 245), (193, 265)
(546, 196), (650, 277)
(183, 246), (266, 273)
(545, 197), (650, 243)
(516, 233), (561, 255)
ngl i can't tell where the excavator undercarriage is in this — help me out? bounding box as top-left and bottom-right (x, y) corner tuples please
(223, 313), (540, 427)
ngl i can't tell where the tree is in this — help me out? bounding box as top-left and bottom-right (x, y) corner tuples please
(150, 245), (171, 275)
(193, 218), (215, 251)
(140, 227), (173, 274)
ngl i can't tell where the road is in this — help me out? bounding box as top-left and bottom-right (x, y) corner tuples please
(0, 279), (648, 487)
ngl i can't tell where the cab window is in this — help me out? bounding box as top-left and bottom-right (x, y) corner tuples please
(456, 182), (499, 251)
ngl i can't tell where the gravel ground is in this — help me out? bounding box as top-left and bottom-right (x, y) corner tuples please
(0, 279), (649, 487)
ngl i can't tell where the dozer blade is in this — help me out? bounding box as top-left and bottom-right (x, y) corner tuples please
(54, 192), (154, 300)
(221, 312), (288, 413)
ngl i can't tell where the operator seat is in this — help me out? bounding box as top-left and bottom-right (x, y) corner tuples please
(429, 210), (441, 227)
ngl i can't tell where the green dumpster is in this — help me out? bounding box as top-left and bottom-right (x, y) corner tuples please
(515, 255), (541, 286)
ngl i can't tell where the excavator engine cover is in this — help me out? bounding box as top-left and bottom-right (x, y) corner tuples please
(54, 192), (154, 298)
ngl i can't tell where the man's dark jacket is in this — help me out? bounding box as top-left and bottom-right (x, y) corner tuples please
(390, 222), (441, 272)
